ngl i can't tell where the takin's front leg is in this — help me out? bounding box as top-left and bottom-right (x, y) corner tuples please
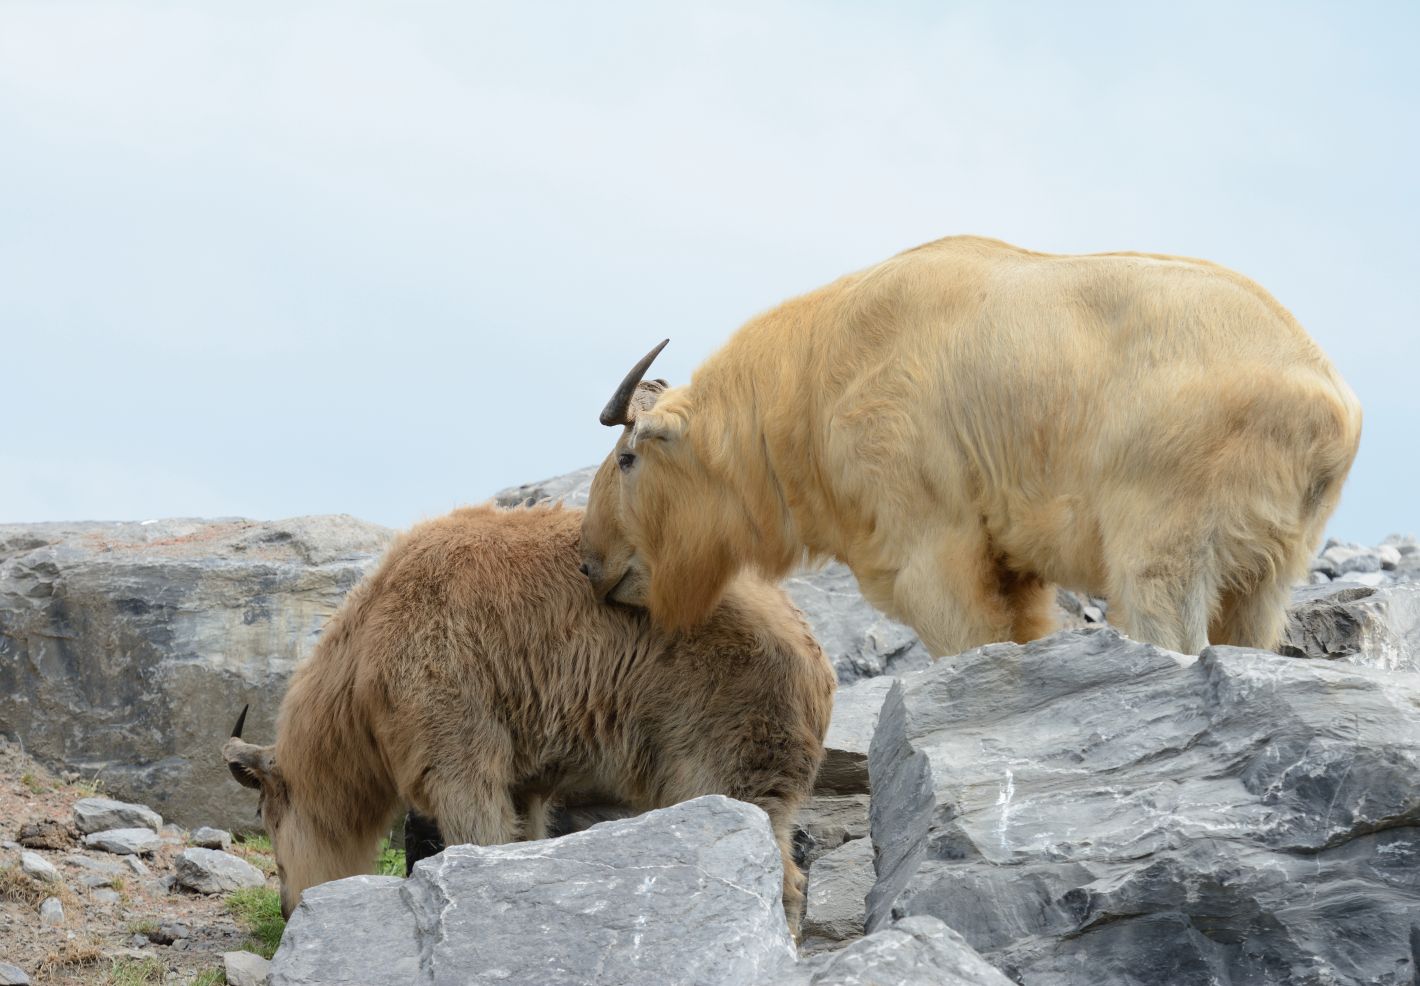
(888, 525), (1056, 659)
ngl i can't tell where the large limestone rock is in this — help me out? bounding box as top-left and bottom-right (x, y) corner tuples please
(0, 516), (393, 830)
(270, 796), (798, 986)
(867, 627), (1420, 986)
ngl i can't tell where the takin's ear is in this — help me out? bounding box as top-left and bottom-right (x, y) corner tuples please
(629, 405), (687, 447)
(223, 738), (277, 790)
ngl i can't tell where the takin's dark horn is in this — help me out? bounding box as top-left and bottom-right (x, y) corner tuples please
(599, 339), (669, 427)
(231, 704), (250, 739)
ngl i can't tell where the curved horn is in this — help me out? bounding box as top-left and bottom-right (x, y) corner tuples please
(599, 339), (669, 427)
(231, 704), (250, 739)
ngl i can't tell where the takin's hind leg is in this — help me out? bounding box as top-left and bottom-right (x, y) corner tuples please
(757, 795), (809, 941)
(1002, 571), (1059, 644)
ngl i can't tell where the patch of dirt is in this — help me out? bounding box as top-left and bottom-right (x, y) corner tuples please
(0, 737), (273, 984)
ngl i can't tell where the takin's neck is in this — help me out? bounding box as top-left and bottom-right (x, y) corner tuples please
(689, 312), (848, 575)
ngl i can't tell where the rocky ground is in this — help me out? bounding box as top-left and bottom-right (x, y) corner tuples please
(0, 740), (278, 985)
(2, 471), (1418, 985)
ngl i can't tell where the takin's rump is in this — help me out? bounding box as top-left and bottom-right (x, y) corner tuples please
(222, 503), (835, 931)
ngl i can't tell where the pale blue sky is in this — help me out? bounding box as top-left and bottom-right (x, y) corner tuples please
(1, 2), (1415, 542)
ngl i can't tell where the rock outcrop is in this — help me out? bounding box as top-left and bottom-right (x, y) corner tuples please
(867, 627), (1420, 985)
(0, 516), (393, 829)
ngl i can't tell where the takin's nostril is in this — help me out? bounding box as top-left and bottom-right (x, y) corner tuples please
(579, 562), (593, 578)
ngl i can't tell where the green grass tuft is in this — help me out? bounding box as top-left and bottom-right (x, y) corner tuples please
(231, 831), (277, 876)
(376, 836), (407, 877)
(190, 967), (226, 986)
(227, 885), (286, 959)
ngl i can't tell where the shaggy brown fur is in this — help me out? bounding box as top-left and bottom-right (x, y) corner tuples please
(581, 235), (1362, 658)
(223, 503), (835, 930)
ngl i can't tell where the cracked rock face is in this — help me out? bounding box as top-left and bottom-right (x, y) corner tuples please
(269, 796), (798, 986)
(867, 627), (1420, 986)
(0, 516), (393, 829)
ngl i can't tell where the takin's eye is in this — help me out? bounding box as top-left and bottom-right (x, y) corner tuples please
(617, 451), (636, 472)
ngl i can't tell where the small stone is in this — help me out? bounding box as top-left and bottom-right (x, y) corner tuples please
(73, 798), (162, 835)
(82, 827), (163, 855)
(124, 856), (149, 876)
(19, 852), (58, 883)
(60, 771), (79, 784)
(79, 873), (115, 889)
(189, 826), (232, 850)
(90, 888), (121, 905)
(1308, 570), (1332, 584)
(1082, 605), (1106, 623)
(1378, 544), (1402, 570)
(38, 897), (64, 927)
(169, 939), (188, 951)
(1, 840), (21, 851)
(173, 848), (265, 894)
(0, 961), (30, 985)
(157, 874), (176, 893)
(223, 950), (271, 986)
(151, 921), (189, 944)
(17, 819), (73, 851)
(127, 933), (149, 949)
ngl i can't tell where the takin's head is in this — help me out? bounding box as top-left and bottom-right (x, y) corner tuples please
(581, 340), (767, 629)
(220, 706), (309, 920)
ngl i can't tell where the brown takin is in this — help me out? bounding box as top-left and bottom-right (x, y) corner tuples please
(579, 235), (1362, 658)
(222, 503), (834, 929)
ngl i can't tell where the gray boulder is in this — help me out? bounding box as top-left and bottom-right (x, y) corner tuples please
(1282, 580), (1420, 673)
(802, 837), (875, 945)
(173, 847), (266, 894)
(0, 961), (30, 985)
(867, 627), (1420, 986)
(73, 797), (162, 834)
(82, 827), (162, 855)
(780, 916), (1014, 986)
(270, 796), (797, 986)
(0, 515), (393, 830)
(783, 564), (934, 681)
